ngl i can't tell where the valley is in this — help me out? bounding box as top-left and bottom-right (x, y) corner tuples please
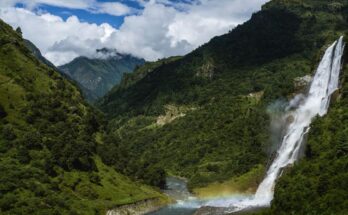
(0, 0), (348, 214)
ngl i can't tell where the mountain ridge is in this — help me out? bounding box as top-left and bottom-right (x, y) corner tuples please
(97, 0), (348, 209)
(0, 18), (167, 214)
(59, 49), (145, 101)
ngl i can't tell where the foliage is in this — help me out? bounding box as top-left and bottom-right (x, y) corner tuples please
(265, 50), (348, 215)
(58, 51), (145, 101)
(24, 39), (57, 69)
(0, 104), (7, 118)
(97, 0), (348, 192)
(0, 19), (165, 214)
(1, 0), (348, 213)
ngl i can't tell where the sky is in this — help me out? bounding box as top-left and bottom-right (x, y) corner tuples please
(0, 0), (269, 66)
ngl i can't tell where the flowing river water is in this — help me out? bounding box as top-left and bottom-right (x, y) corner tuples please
(148, 37), (345, 215)
(148, 176), (198, 215)
(148, 177), (254, 215)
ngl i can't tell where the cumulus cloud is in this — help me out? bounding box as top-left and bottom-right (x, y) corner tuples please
(106, 3), (193, 60)
(96, 2), (134, 16)
(0, 0), (133, 16)
(0, 0), (269, 65)
(0, 7), (116, 65)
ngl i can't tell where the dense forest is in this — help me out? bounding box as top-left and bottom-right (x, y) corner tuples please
(0, 20), (167, 214)
(1, 0), (348, 214)
(97, 0), (348, 194)
(266, 44), (348, 215)
(59, 50), (145, 102)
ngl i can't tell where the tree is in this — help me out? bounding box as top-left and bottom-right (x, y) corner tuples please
(15, 27), (22, 36)
(0, 104), (7, 118)
(2, 125), (16, 141)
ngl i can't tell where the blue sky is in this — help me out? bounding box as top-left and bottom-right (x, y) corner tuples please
(13, 0), (145, 28)
(14, 0), (194, 28)
(33, 5), (126, 28)
(0, 0), (269, 65)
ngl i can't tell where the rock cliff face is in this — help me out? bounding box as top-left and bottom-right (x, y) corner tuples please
(106, 198), (167, 215)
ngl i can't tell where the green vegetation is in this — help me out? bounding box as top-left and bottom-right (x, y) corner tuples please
(113, 56), (182, 90)
(263, 52), (348, 215)
(98, 0), (348, 193)
(1, 0), (348, 214)
(193, 164), (265, 198)
(59, 49), (145, 101)
(0, 19), (165, 214)
(24, 39), (57, 69)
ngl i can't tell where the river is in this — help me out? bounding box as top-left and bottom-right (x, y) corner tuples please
(148, 177), (254, 215)
(148, 176), (198, 215)
(149, 37), (345, 214)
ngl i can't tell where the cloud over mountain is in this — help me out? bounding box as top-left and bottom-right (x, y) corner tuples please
(0, 0), (268, 65)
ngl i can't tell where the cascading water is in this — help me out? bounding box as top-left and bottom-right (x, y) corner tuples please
(222, 36), (345, 212)
(148, 37), (345, 215)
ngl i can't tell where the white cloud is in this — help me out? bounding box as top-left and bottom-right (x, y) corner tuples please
(0, 0), (133, 16)
(25, 0), (93, 10)
(0, 0), (269, 65)
(0, 7), (116, 65)
(166, 0), (268, 47)
(106, 3), (193, 60)
(96, 2), (133, 16)
(106, 0), (269, 61)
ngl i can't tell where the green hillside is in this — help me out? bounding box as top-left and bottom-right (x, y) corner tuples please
(98, 0), (348, 193)
(1, 0), (347, 214)
(264, 49), (348, 214)
(24, 39), (57, 69)
(59, 49), (145, 101)
(0, 19), (166, 214)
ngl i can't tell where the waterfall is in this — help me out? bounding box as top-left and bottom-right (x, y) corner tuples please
(225, 36), (345, 212)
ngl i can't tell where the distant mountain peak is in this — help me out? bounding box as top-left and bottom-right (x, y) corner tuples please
(59, 48), (145, 101)
(94, 48), (139, 60)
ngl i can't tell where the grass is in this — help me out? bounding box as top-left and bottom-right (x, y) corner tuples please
(59, 157), (170, 214)
(0, 19), (168, 214)
(193, 164), (265, 198)
(0, 73), (26, 124)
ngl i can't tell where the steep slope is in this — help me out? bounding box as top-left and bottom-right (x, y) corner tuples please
(0, 19), (166, 214)
(98, 0), (348, 192)
(23, 40), (98, 101)
(24, 39), (56, 69)
(59, 49), (145, 101)
(266, 46), (348, 214)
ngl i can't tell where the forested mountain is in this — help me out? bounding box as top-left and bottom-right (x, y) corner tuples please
(268, 48), (348, 214)
(24, 39), (57, 69)
(59, 49), (145, 101)
(97, 1), (348, 213)
(1, 0), (348, 214)
(0, 19), (166, 214)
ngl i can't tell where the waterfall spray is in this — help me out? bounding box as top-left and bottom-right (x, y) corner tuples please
(149, 37), (345, 215)
(223, 36), (345, 212)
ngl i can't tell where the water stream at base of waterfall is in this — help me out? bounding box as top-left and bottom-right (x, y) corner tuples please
(148, 37), (345, 215)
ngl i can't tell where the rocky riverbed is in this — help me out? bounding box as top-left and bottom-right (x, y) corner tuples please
(106, 198), (167, 215)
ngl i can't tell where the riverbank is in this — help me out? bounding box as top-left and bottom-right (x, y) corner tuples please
(106, 197), (169, 215)
(146, 170), (266, 215)
(147, 176), (197, 215)
(194, 206), (268, 215)
(193, 165), (265, 199)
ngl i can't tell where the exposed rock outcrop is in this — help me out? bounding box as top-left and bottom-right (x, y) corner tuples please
(156, 105), (196, 126)
(106, 198), (167, 215)
(196, 61), (215, 79)
(294, 75), (312, 90)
